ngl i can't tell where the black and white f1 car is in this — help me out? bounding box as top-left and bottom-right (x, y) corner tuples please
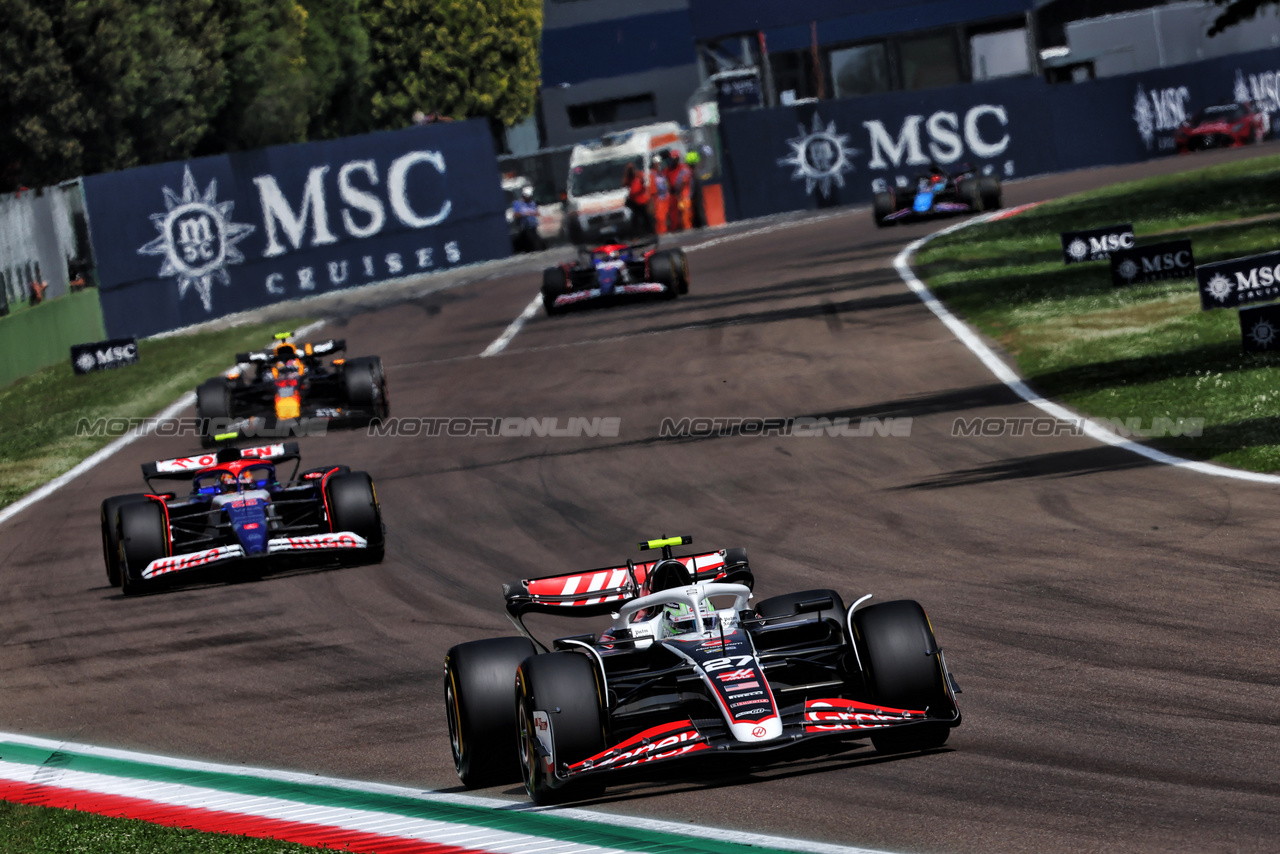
(444, 536), (962, 804)
(873, 163), (1001, 227)
(100, 443), (384, 595)
(541, 238), (688, 316)
(195, 333), (388, 447)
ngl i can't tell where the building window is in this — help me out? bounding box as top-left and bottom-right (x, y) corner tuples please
(829, 43), (890, 98)
(567, 94), (657, 128)
(899, 31), (962, 90)
(969, 28), (1031, 81)
(769, 50), (821, 103)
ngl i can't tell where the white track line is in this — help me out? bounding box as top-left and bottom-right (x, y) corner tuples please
(0, 320), (327, 526)
(481, 294), (543, 357)
(896, 213), (1280, 485)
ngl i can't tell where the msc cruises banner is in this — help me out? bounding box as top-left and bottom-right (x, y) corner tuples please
(83, 121), (510, 338)
(717, 45), (1280, 223)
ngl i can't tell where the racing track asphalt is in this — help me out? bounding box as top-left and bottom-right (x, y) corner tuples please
(2, 144), (1278, 854)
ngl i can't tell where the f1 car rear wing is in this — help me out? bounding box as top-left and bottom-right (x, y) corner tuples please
(141, 442), (301, 486)
(234, 339), (346, 364)
(503, 547), (750, 619)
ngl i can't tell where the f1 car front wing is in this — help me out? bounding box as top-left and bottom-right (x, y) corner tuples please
(141, 532), (369, 580)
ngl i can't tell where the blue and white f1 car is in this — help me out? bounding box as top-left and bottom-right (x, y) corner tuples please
(444, 536), (962, 804)
(540, 239), (688, 316)
(873, 164), (1002, 226)
(99, 443), (384, 595)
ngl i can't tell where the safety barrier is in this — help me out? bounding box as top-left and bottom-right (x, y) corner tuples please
(0, 289), (106, 389)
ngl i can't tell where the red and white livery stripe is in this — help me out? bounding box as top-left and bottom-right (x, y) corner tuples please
(267, 532), (366, 553)
(143, 545), (244, 579)
(151, 444), (288, 473)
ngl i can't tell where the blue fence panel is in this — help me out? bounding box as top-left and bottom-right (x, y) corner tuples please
(83, 121), (509, 339)
(718, 45), (1280, 224)
(720, 77), (1054, 221)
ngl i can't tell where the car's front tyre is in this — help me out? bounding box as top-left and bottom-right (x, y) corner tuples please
(444, 637), (537, 788)
(516, 652), (606, 805)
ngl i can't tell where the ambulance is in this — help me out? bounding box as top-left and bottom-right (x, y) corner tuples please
(565, 122), (684, 244)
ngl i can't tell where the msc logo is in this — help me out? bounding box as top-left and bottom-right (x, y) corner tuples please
(1060, 224), (1135, 264)
(1134, 84), (1190, 150)
(138, 167), (256, 311)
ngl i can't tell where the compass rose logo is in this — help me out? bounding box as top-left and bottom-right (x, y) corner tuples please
(1206, 273), (1233, 303)
(1248, 318), (1277, 349)
(1133, 85), (1155, 150)
(1067, 238), (1089, 261)
(779, 114), (857, 197)
(138, 166), (256, 312)
(1117, 258), (1139, 280)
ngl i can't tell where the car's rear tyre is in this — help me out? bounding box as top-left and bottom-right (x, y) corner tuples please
(754, 588), (846, 621)
(343, 356), (388, 417)
(195, 379), (232, 448)
(956, 179), (981, 211)
(325, 471), (384, 563)
(101, 494), (148, 587)
(445, 637), (537, 788)
(853, 599), (954, 754)
(978, 176), (1002, 210)
(118, 500), (169, 596)
(516, 652), (606, 805)
(667, 248), (690, 294)
(542, 267), (567, 316)
(648, 252), (679, 299)
(872, 190), (896, 226)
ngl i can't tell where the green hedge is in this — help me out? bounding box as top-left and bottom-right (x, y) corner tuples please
(0, 290), (106, 389)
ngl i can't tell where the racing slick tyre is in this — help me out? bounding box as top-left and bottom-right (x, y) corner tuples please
(978, 176), (1002, 211)
(853, 599), (953, 754)
(195, 379), (232, 448)
(872, 190), (896, 227)
(956, 179), (982, 211)
(343, 356), (389, 418)
(648, 252), (679, 300)
(542, 267), (567, 316)
(445, 637), (537, 788)
(325, 472), (384, 564)
(101, 493), (148, 587)
(516, 652), (607, 805)
(118, 500), (169, 596)
(666, 248), (690, 294)
(754, 589), (846, 622)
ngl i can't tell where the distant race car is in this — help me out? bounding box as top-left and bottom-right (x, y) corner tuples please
(540, 238), (688, 316)
(873, 164), (1001, 227)
(100, 442), (384, 595)
(195, 333), (388, 447)
(444, 536), (962, 804)
(1174, 101), (1268, 152)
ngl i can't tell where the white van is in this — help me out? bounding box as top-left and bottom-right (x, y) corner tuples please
(565, 122), (684, 244)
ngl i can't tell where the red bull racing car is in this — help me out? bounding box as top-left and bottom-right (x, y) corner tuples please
(541, 239), (689, 316)
(100, 443), (384, 595)
(444, 536), (962, 804)
(873, 163), (1001, 226)
(194, 333), (388, 447)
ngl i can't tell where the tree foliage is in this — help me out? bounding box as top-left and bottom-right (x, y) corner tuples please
(0, 0), (542, 192)
(365, 0), (542, 127)
(1208, 0), (1280, 35)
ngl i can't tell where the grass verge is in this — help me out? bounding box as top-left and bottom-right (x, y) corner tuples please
(0, 800), (321, 853)
(0, 319), (313, 510)
(913, 151), (1280, 472)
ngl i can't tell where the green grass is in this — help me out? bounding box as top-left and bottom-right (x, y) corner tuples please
(0, 800), (321, 853)
(914, 152), (1280, 472)
(0, 320), (312, 509)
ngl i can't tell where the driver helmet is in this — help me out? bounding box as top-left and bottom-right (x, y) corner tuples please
(273, 341), (299, 362)
(238, 468), (258, 488)
(219, 472), (239, 494)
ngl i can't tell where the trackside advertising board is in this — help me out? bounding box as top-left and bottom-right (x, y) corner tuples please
(1109, 239), (1195, 287)
(1239, 302), (1280, 352)
(1196, 250), (1280, 310)
(716, 45), (1280, 223)
(82, 121), (510, 339)
(1060, 224), (1135, 264)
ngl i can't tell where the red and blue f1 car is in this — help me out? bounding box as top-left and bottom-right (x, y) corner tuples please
(100, 443), (384, 595)
(541, 238), (689, 316)
(444, 536), (962, 804)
